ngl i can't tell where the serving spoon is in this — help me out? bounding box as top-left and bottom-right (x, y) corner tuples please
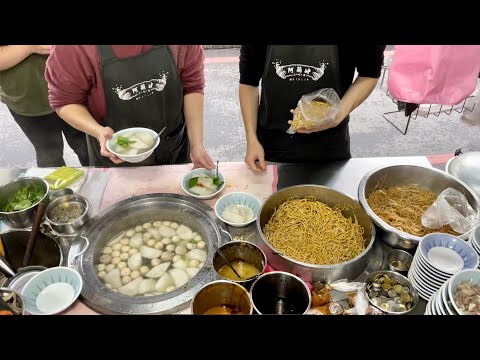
(155, 126), (167, 142)
(212, 243), (243, 280)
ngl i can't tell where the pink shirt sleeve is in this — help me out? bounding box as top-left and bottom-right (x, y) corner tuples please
(45, 45), (98, 113)
(179, 45), (205, 95)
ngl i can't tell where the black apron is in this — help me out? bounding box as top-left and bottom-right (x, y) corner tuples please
(257, 45), (351, 163)
(87, 45), (190, 167)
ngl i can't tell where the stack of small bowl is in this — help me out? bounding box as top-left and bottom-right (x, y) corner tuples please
(468, 224), (480, 267)
(408, 233), (479, 301)
(425, 269), (480, 315)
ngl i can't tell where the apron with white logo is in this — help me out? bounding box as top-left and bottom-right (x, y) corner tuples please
(257, 45), (351, 162)
(87, 45), (189, 167)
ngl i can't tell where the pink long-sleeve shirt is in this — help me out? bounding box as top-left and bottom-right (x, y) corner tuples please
(45, 45), (205, 122)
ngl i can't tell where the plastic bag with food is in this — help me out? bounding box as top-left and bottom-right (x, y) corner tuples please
(421, 188), (479, 234)
(286, 88), (342, 134)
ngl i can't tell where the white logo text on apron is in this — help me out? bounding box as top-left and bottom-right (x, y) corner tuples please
(273, 61), (328, 81)
(113, 73), (168, 101)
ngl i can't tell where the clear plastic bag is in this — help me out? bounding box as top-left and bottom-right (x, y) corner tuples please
(286, 88), (342, 134)
(421, 188), (479, 234)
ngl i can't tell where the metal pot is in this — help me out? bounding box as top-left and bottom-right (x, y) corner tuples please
(68, 193), (230, 315)
(446, 151), (480, 199)
(45, 194), (90, 235)
(0, 177), (49, 228)
(256, 185), (376, 283)
(358, 165), (480, 250)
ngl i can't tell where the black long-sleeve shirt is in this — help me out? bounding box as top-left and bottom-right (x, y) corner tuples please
(239, 45), (386, 96)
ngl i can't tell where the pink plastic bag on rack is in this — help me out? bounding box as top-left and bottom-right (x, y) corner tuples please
(388, 45), (480, 106)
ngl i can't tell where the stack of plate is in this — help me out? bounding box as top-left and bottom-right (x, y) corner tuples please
(425, 269), (480, 315)
(408, 233), (479, 301)
(468, 224), (480, 266)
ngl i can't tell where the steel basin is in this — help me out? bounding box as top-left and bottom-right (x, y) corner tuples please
(358, 165), (480, 250)
(256, 185), (375, 283)
(68, 193), (229, 315)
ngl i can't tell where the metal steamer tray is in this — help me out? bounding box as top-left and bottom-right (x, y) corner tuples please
(68, 193), (229, 315)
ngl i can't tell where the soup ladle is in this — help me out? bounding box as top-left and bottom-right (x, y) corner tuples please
(212, 243), (242, 280)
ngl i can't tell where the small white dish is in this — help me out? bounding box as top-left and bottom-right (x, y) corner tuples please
(428, 247), (465, 273)
(22, 267), (82, 315)
(181, 168), (226, 200)
(106, 127), (160, 163)
(415, 252), (452, 280)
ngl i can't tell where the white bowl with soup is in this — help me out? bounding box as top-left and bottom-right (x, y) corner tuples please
(107, 127), (160, 163)
(181, 168), (226, 200)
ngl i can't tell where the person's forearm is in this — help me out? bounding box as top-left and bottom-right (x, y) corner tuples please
(239, 84), (260, 143)
(337, 76), (378, 120)
(58, 104), (103, 138)
(0, 46), (34, 71)
(184, 93), (205, 148)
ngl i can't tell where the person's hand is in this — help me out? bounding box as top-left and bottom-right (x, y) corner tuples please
(96, 126), (124, 164)
(30, 45), (51, 55)
(190, 144), (215, 169)
(245, 138), (266, 172)
(287, 109), (344, 134)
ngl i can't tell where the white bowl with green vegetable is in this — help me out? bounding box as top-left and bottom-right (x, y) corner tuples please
(181, 168), (226, 200)
(0, 177), (49, 228)
(106, 127), (160, 163)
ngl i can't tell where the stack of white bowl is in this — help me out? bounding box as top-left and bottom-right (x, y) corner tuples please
(425, 269), (480, 315)
(408, 233), (479, 301)
(468, 224), (480, 267)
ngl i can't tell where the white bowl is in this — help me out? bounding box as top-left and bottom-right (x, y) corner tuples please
(214, 192), (262, 227)
(106, 127), (160, 163)
(448, 268), (480, 315)
(181, 168), (226, 200)
(22, 267), (82, 315)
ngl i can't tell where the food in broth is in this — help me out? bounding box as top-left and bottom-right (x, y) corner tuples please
(218, 260), (260, 281)
(97, 220), (207, 297)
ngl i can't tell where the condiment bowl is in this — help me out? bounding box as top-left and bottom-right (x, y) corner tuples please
(387, 249), (413, 275)
(45, 194), (90, 235)
(22, 267), (82, 315)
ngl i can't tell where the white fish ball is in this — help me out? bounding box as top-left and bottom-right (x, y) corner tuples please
(112, 257), (121, 265)
(147, 239), (156, 247)
(128, 248), (138, 256)
(112, 250), (121, 258)
(172, 255), (182, 263)
(97, 264), (106, 271)
(186, 243), (196, 250)
(135, 225), (143, 232)
(98, 271), (106, 278)
(103, 247), (113, 255)
(105, 264), (116, 272)
(189, 260), (200, 268)
(171, 235), (181, 244)
(120, 253), (129, 261)
(112, 243), (122, 251)
(120, 238), (130, 246)
(161, 238), (172, 245)
(143, 222), (152, 229)
(166, 244), (175, 252)
(194, 235), (202, 242)
(161, 252), (173, 262)
(197, 241), (206, 249)
(130, 270), (140, 279)
(170, 222), (179, 230)
(117, 262), (127, 270)
(154, 242), (164, 250)
(140, 266), (149, 275)
(122, 276), (131, 285)
(143, 232), (152, 241)
(163, 221), (171, 226)
(151, 258), (161, 266)
(121, 267), (131, 276)
(153, 221), (162, 228)
(175, 245), (187, 255)
(126, 229), (135, 237)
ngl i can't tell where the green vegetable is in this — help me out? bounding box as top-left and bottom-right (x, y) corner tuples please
(188, 177), (199, 189)
(116, 136), (136, 148)
(1, 183), (45, 213)
(213, 177), (224, 186)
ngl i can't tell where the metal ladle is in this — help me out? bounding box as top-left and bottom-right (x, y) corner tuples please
(212, 242), (243, 280)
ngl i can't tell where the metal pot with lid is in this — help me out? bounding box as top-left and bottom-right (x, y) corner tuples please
(68, 193), (230, 315)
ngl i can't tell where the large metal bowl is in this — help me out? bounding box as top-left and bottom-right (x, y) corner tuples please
(0, 177), (49, 228)
(256, 185), (376, 283)
(358, 165), (480, 250)
(68, 193), (229, 315)
(446, 151), (480, 199)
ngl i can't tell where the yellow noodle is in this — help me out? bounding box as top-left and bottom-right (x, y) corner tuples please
(263, 197), (365, 265)
(367, 185), (458, 237)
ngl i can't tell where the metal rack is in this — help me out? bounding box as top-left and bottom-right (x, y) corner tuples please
(380, 65), (478, 135)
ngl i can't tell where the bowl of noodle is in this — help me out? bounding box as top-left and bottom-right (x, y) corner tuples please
(358, 165), (480, 250)
(256, 185), (376, 283)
